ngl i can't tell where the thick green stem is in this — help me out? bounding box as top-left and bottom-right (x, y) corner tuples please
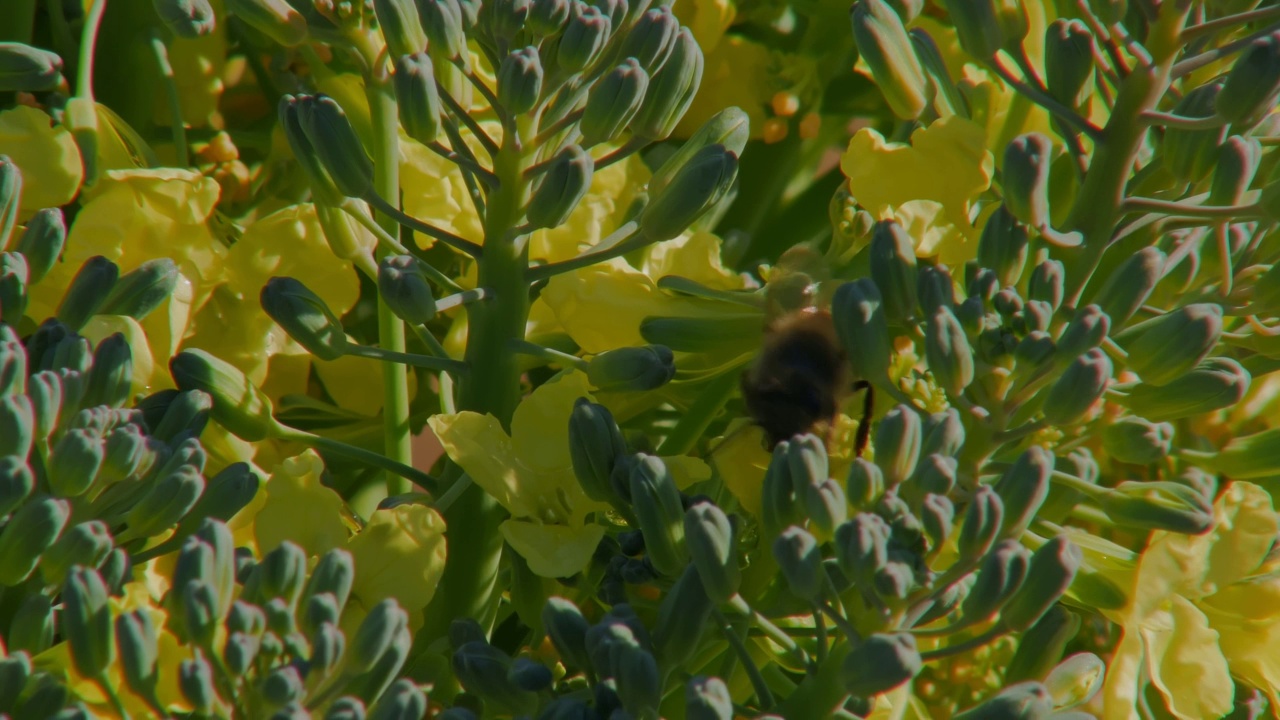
(75, 0), (107, 101)
(148, 32), (188, 168)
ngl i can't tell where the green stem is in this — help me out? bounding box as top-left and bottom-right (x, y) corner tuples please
(526, 220), (645, 282)
(1121, 196), (1257, 218)
(148, 32), (188, 168)
(1171, 20), (1280, 78)
(1139, 110), (1228, 130)
(435, 287), (491, 312)
(918, 626), (1004, 662)
(365, 191), (485, 258)
(712, 607), (774, 709)
(281, 427), (440, 493)
(655, 368), (743, 456)
(989, 61), (1104, 142)
(75, 0), (107, 101)
(343, 343), (471, 373)
(511, 339), (590, 371)
(339, 201), (466, 293)
(439, 82), (500, 156)
(426, 140), (499, 185)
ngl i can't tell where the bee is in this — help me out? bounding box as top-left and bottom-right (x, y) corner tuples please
(738, 247), (875, 456)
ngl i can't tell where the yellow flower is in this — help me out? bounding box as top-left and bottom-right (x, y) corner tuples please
(0, 105), (83, 215)
(400, 135), (485, 247)
(672, 0), (736, 53)
(346, 502), (448, 633)
(429, 371), (611, 578)
(254, 450), (356, 558)
(1100, 482), (1280, 719)
(532, 153), (650, 264)
(677, 36), (774, 139)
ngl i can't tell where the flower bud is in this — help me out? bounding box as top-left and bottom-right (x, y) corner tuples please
(1042, 349), (1110, 426)
(528, 0), (570, 34)
(227, 0), (308, 46)
(0, 253), (26, 327)
(49, 428), (107, 500)
(278, 96), (344, 207)
(558, 3), (612, 72)
(374, 0), (428, 56)
(171, 349), (280, 441)
(57, 256), (119, 332)
(1118, 303), (1222, 386)
(873, 404), (922, 487)
(1099, 480), (1213, 534)
(1210, 136), (1263, 207)
(40, 520), (112, 584)
(851, 0), (928, 120)
(683, 501), (739, 603)
(977, 205), (1029, 288)
(631, 27), (703, 141)
(63, 567), (115, 679)
(325, 698), (367, 720)
(184, 462), (261, 532)
(588, 345), (674, 392)
(911, 453), (957, 499)
(653, 564), (713, 668)
(1044, 19), (1094, 108)
(763, 435), (826, 536)
(959, 485), (1003, 559)
(528, 145), (594, 229)
(953, 681), (1053, 720)
(0, 651), (30, 713)
(614, 643), (661, 719)
(543, 597), (591, 671)
(453, 641), (535, 715)
(649, 106), (749, 200)
(297, 95), (374, 199)
(804, 477), (848, 539)
(943, 0), (1002, 60)
(99, 258), (179, 321)
(498, 47), (543, 116)
(1216, 31), (1280, 128)
(1028, 259), (1064, 312)
(581, 59), (649, 147)
(485, 0), (532, 48)
(1102, 417), (1173, 465)
(1001, 535), (1080, 632)
(922, 407), (965, 458)
(640, 143), (737, 241)
(960, 539), (1029, 623)
(846, 457), (885, 510)
(1116, 357), (1249, 422)
(15, 208), (65, 285)
(350, 598), (410, 674)
(0, 496), (69, 585)
(8, 591), (53, 655)
(152, 0), (217, 38)
(179, 655), (217, 715)
(1003, 134), (1053, 230)
(568, 398), (628, 505)
(1044, 652), (1105, 709)
(629, 454), (687, 576)
(377, 255), (437, 326)
(773, 526), (822, 601)
(925, 306), (975, 397)
(83, 333), (132, 411)
(994, 446), (1053, 539)
(182, 580), (221, 647)
(369, 679), (427, 720)
(392, 53), (443, 147)
(115, 611), (160, 702)
(0, 456), (33, 516)
(620, 6), (678, 72)
(834, 513), (890, 583)
(843, 632), (921, 698)
(1162, 81), (1228, 183)
(920, 493), (954, 550)
(686, 676), (732, 720)
(0, 42), (64, 92)
(506, 657), (552, 693)
(869, 220), (918, 324)
(1024, 299), (1053, 333)
(123, 464), (205, 540)
(417, 0), (468, 62)
(1055, 304), (1109, 364)
(832, 278), (893, 384)
(917, 264), (957, 317)
(1005, 604), (1080, 682)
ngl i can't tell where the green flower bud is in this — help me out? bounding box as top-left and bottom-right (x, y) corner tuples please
(252, 541), (306, 610)
(1055, 304), (1109, 364)
(0, 652), (30, 715)
(1117, 303), (1222, 386)
(0, 253), (26, 327)
(1005, 604), (1080, 683)
(498, 47), (544, 116)
(846, 457), (885, 510)
(1028, 259), (1064, 312)
(917, 263), (957, 314)
(1216, 31), (1280, 128)
(304, 621), (343, 680)
(369, 679), (427, 720)
(1023, 300), (1053, 334)
(1003, 135), (1053, 230)
(297, 95), (374, 199)
(874, 404), (922, 487)
(453, 641), (534, 715)
(1099, 480), (1213, 534)
(350, 598), (409, 674)
(992, 288), (1023, 323)
(649, 109), (747, 199)
(485, 0), (532, 48)
(374, 0), (428, 56)
(1162, 81), (1228, 183)
(226, 0), (308, 46)
(0, 456), (33, 516)
(1001, 535), (1080, 632)
(581, 59), (649, 147)
(99, 258), (179, 321)
(151, 389), (213, 444)
(14, 672), (70, 718)
(629, 454), (686, 576)
(8, 593), (54, 654)
(851, 0), (928, 120)
(378, 255), (437, 325)
(528, 0), (570, 34)
(925, 306), (975, 397)
(1044, 19), (1094, 108)
(182, 580), (221, 647)
(543, 597), (591, 671)
(1044, 652), (1104, 709)
(0, 495), (69, 585)
(528, 145), (594, 230)
(960, 539), (1029, 624)
(920, 493), (954, 550)
(263, 666), (305, 707)
(83, 333), (132, 410)
(843, 632), (921, 698)
(912, 453), (957, 498)
(640, 143), (737, 241)
(301, 548), (355, 618)
(57, 256), (119, 333)
(507, 657), (552, 693)
(392, 53), (442, 147)
(687, 676), (732, 720)
(587, 345), (674, 392)
(922, 407), (965, 458)
(304, 593), (341, 638)
(417, 0), (468, 62)
(995, 0), (1028, 51)
(763, 434), (826, 535)
(833, 278), (893, 384)
(0, 42), (64, 92)
(977, 205), (1029, 288)
(804, 477), (848, 539)
(326, 698), (367, 720)
(1043, 349), (1110, 426)
(953, 681), (1053, 720)
(63, 567), (115, 678)
(223, 632), (259, 676)
(568, 398), (628, 504)
(1102, 416), (1173, 465)
(869, 220), (918, 324)
(26, 372), (63, 445)
(773, 526), (822, 601)
(261, 276), (349, 362)
(614, 643), (661, 719)
(834, 513), (890, 582)
(40, 520), (112, 584)
(683, 501), (739, 603)
(0, 334), (22, 398)
(1122, 356), (1250, 422)
(943, 0), (1002, 60)
(123, 466), (201, 544)
(959, 485), (1003, 559)
(15, 208), (66, 285)
(152, 0), (217, 38)
(631, 27), (703, 141)
(558, 3), (612, 71)
(171, 349), (280, 441)
(279, 95), (345, 207)
(653, 564), (713, 669)
(116, 610), (159, 698)
(179, 655), (218, 715)
(994, 446), (1053, 539)
(621, 7), (679, 72)
(1210, 136), (1263, 206)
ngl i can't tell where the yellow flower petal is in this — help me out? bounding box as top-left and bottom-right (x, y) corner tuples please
(347, 503), (447, 624)
(1200, 482), (1279, 592)
(676, 35), (772, 139)
(0, 106), (82, 214)
(1101, 629), (1145, 720)
(400, 136), (484, 247)
(511, 371), (593, 475)
(501, 519), (605, 578)
(532, 153), (649, 264)
(671, 0), (735, 53)
(429, 410), (531, 517)
(641, 230), (744, 291)
(664, 454), (712, 490)
(81, 315), (155, 399)
(711, 420), (770, 518)
(254, 450), (353, 556)
(1141, 596), (1234, 720)
(312, 351), (419, 418)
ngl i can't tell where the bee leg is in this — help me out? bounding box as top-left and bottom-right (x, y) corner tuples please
(851, 380), (874, 458)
